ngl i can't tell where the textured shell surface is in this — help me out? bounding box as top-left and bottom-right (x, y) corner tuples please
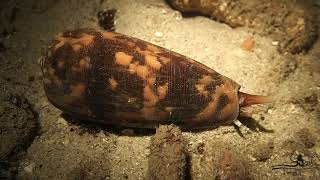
(41, 28), (241, 129)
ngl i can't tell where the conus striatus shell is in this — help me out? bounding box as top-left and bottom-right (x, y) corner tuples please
(41, 28), (270, 129)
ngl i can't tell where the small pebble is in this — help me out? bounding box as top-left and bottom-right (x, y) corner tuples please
(24, 162), (36, 173)
(62, 139), (70, 146)
(57, 117), (68, 126)
(97, 130), (106, 138)
(240, 37), (255, 51)
(272, 41), (279, 46)
(174, 11), (182, 20)
(289, 104), (296, 111)
(154, 31), (163, 38)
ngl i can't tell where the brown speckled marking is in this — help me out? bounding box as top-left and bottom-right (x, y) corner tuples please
(64, 83), (87, 104)
(69, 57), (91, 73)
(109, 78), (118, 91)
(101, 31), (117, 40)
(70, 83), (86, 97)
(134, 46), (160, 58)
(199, 75), (212, 84)
(54, 33), (94, 51)
(115, 52), (133, 66)
(128, 61), (139, 74)
(159, 56), (170, 64)
(136, 65), (149, 79)
(146, 44), (162, 53)
(100, 30), (138, 48)
(157, 83), (168, 100)
(145, 54), (161, 70)
(196, 80), (238, 122)
(147, 77), (156, 86)
(47, 67), (62, 86)
(141, 107), (156, 120)
(57, 60), (65, 69)
(219, 82), (238, 120)
(195, 75), (213, 97)
(143, 86), (159, 107)
(79, 57), (91, 69)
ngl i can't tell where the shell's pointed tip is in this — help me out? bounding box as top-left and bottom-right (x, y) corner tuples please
(239, 91), (274, 107)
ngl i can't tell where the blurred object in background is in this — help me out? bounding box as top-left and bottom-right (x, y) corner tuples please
(97, 9), (117, 31)
(167, 0), (319, 54)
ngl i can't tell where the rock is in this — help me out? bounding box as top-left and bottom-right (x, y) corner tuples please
(0, 93), (39, 178)
(147, 125), (186, 180)
(240, 37), (255, 52)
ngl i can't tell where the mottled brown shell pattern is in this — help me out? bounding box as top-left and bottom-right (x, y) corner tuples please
(41, 28), (241, 129)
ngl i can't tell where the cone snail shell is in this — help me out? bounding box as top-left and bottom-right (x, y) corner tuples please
(41, 28), (270, 129)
